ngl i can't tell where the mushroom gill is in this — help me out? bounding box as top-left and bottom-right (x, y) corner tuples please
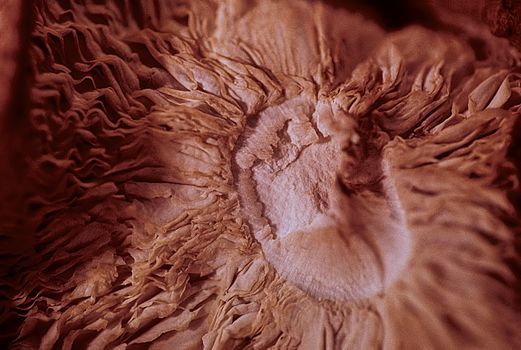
(1, 1), (521, 349)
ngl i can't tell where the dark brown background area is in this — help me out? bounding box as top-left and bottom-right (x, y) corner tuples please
(323, 0), (440, 29)
(324, 0), (521, 50)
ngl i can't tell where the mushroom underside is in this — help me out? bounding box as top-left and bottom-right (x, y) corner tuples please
(1, 1), (521, 349)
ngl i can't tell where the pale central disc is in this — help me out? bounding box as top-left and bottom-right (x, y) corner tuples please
(234, 95), (411, 301)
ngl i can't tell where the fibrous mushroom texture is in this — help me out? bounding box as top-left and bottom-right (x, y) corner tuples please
(1, 0), (521, 349)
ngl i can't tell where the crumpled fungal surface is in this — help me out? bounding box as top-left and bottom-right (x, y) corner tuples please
(1, 0), (521, 349)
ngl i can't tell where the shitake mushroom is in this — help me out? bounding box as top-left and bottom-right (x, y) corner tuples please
(1, 0), (521, 349)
